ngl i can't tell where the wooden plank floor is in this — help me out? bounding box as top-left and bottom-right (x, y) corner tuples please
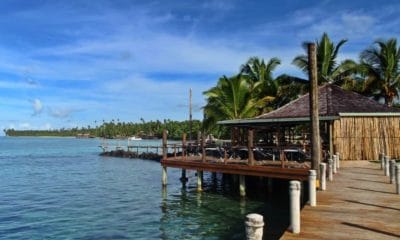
(281, 161), (400, 240)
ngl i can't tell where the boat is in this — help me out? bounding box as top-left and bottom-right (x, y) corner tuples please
(128, 136), (142, 141)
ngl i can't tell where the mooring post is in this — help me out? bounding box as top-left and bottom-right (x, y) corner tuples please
(384, 156), (390, 176)
(319, 163), (326, 190)
(197, 170), (203, 192)
(333, 155), (338, 174)
(308, 170), (317, 206)
(379, 153), (384, 170)
(245, 213), (264, 240)
(335, 152), (340, 169)
(239, 175), (246, 197)
(289, 180), (301, 234)
(396, 164), (400, 194)
(389, 160), (396, 184)
(327, 158), (333, 181)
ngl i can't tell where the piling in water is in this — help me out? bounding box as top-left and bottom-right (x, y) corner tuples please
(245, 213), (264, 240)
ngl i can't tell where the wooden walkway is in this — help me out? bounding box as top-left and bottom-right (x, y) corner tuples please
(281, 161), (400, 240)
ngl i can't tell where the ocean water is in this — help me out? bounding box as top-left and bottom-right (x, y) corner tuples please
(0, 137), (290, 239)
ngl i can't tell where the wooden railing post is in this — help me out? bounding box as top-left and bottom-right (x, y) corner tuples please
(201, 132), (206, 162)
(248, 128), (254, 165)
(162, 129), (167, 160)
(182, 133), (187, 160)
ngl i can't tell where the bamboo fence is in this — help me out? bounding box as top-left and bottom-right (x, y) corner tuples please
(333, 117), (400, 160)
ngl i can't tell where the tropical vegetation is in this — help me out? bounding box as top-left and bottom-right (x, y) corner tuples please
(6, 33), (400, 137)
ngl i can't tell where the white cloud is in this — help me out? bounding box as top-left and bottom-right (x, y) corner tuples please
(48, 107), (82, 118)
(19, 122), (31, 129)
(31, 99), (43, 116)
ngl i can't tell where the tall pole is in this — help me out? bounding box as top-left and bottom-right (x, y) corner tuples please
(189, 88), (193, 142)
(308, 43), (321, 176)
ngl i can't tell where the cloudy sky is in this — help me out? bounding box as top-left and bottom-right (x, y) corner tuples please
(1, 0), (400, 133)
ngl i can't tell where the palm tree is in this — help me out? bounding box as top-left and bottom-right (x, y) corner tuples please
(203, 75), (258, 130)
(293, 32), (355, 84)
(359, 38), (400, 106)
(240, 56), (282, 113)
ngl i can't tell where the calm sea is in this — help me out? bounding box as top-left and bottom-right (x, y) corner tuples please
(0, 137), (290, 239)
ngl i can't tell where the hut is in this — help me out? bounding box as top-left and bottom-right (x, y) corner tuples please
(219, 84), (400, 161)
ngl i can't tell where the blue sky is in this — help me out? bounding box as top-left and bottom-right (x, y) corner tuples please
(1, 0), (400, 133)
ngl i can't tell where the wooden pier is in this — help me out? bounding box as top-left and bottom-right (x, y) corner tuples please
(281, 161), (400, 240)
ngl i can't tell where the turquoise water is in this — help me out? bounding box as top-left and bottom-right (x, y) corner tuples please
(0, 137), (290, 239)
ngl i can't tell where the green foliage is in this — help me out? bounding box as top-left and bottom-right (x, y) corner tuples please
(203, 75), (259, 130)
(4, 119), (209, 140)
(360, 38), (400, 106)
(292, 32), (356, 85)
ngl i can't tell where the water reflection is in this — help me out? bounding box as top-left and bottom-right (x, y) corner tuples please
(159, 172), (292, 239)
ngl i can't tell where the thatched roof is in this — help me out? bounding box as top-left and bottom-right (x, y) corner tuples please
(257, 84), (400, 119)
(219, 84), (400, 125)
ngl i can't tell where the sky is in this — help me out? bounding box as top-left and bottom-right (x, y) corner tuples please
(1, 0), (400, 133)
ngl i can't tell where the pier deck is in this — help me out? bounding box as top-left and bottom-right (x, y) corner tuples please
(281, 161), (400, 240)
(161, 157), (310, 180)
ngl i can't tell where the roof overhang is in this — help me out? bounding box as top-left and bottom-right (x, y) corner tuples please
(218, 116), (339, 126)
(338, 112), (400, 117)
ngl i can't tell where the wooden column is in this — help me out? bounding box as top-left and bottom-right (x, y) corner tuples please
(248, 128), (255, 165)
(308, 43), (321, 175)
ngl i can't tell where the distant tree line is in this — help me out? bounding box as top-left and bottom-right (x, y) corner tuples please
(3, 119), (226, 140)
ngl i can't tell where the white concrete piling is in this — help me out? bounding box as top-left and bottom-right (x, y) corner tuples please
(245, 213), (264, 240)
(396, 164), (400, 194)
(162, 166), (167, 186)
(319, 163), (327, 191)
(379, 153), (385, 170)
(289, 180), (301, 234)
(389, 160), (396, 184)
(328, 159), (333, 182)
(197, 170), (203, 191)
(308, 170), (317, 206)
(335, 152), (340, 169)
(384, 156), (390, 176)
(239, 175), (246, 197)
(333, 155), (337, 174)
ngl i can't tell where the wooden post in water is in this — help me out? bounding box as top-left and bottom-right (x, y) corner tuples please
(162, 129), (168, 186)
(308, 43), (321, 176)
(289, 180), (301, 234)
(248, 128), (255, 166)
